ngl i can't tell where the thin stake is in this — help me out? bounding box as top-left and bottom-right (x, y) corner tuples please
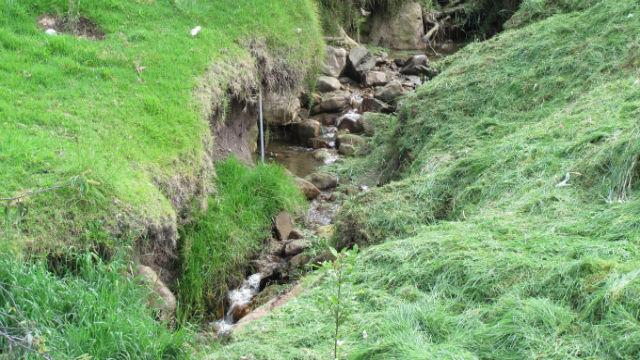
(258, 86), (265, 163)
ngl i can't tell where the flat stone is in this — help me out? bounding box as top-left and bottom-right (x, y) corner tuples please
(364, 71), (388, 87)
(274, 212), (294, 241)
(313, 91), (350, 114)
(375, 81), (405, 103)
(322, 46), (348, 77)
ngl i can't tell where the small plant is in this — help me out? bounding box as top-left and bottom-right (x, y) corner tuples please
(66, 0), (81, 31)
(319, 246), (358, 359)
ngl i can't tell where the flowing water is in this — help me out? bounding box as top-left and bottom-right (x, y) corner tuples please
(214, 273), (263, 336)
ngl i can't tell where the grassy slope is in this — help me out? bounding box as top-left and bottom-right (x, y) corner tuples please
(0, 0), (322, 250)
(213, 1), (640, 359)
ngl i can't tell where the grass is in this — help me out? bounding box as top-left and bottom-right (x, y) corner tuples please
(0, 252), (190, 359)
(0, 0), (323, 251)
(210, 0), (640, 358)
(178, 158), (304, 323)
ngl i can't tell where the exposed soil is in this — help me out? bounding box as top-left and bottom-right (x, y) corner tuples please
(37, 14), (105, 40)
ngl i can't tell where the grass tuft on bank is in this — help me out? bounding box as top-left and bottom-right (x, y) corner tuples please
(213, 0), (640, 358)
(178, 158), (304, 323)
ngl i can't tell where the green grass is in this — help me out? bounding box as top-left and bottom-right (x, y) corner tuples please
(0, 252), (190, 359)
(211, 1), (640, 358)
(178, 158), (304, 323)
(0, 0), (323, 250)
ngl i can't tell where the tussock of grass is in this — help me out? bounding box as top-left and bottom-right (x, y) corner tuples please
(0, 253), (189, 359)
(212, 1), (640, 358)
(178, 158), (304, 322)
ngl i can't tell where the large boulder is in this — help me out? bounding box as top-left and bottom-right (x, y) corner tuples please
(364, 71), (388, 87)
(295, 177), (321, 200)
(295, 120), (321, 146)
(336, 112), (364, 134)
(313, 91), (351, 114)
(263, 92), (301, 126)
(322, 46), (348, 77)
(375, 81), (405, 103)
(305, 172), (338, 190)
(316, 76), (342, 93)
(400, 54), (437, 77)
(346, 46), (377, 81)
(368, 1), (425, 50)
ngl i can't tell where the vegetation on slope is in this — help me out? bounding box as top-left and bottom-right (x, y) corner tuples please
(178, 159), (303, 323)
(213, 1), (640, 358)
(0, 0), (322, 251)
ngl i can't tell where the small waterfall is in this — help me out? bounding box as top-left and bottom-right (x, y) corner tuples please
(214, 273), (263, 336)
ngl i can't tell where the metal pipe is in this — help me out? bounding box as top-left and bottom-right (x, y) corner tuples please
(258, 86), (265, 163)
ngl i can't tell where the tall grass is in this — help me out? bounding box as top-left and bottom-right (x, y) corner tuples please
(0, 253), (189, 359)
(178, 158), (304, 323)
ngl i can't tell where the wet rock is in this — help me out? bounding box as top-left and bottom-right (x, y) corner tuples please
(322, 46), (348, 78)
(274, 212), (294, 241)
(309, 137), (333, 149)
(311, 113), (340, 127)
(364, 71), (388, 87)
(338, 144), (356, 156)
(336, 133), (366, 147)
(264, 92), (301, 126)
(369, 1), (426, 50)
(230, 303), (251, 323)
(313, 91), (350, 114)
(375, 80), (405, 103)
(400, 55), (437, 78)
(289, 253), (311, 269)
(296, 120), (321, 146)
(346, 46), (376, 81)
(285, 240), (310, 256)
(305, 172), (338, 190)
(361, 97), (391, 113)
(317, 76), (342, 93)
(295, 177), (321, 200)
(336, 112), (364, 134)
(136, 265), (177, 321)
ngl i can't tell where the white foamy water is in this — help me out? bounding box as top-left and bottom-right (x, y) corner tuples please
(215, 273), (263, 336)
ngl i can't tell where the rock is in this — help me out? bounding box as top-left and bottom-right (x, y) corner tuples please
(364, 71), (388, 87)
(266, 240), (285, 256)
(375, 81), (405, 103)
(289, 253), (311, 269)
(254, 255), (287, 278)
(135, 265), (176, 320)
(336, 112), (364, 134)
(336, 133), (365, 147)
(316, 224), (335, 239)
(309, 137), (333, 149)
(400, 55), (437, 77)
(361, 97), (391, 113)
(311, 113), (340, 126)
(322, 46), (348, 77)
(313, 148), (332, 161)
(402, 75), (423, 87)
(264, 92), (301, 126)
(274, 212), (294, 241)
(296, 120), (321, 146)
(338, 144), (356, 156)
(312, 250), (337, 265)
(230, 303), (251, 323)
(346, 46), (377, 81)
(295, 177), (321, 200)
(368, 1), (426, 50)
(313, 91), (350, 114)
(316, 76), (342, 93)
(341, 185), (360, 196)
(305, 172), (338, 190)
(289, 229), (304, 240)
(285, 240), (310, 256)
